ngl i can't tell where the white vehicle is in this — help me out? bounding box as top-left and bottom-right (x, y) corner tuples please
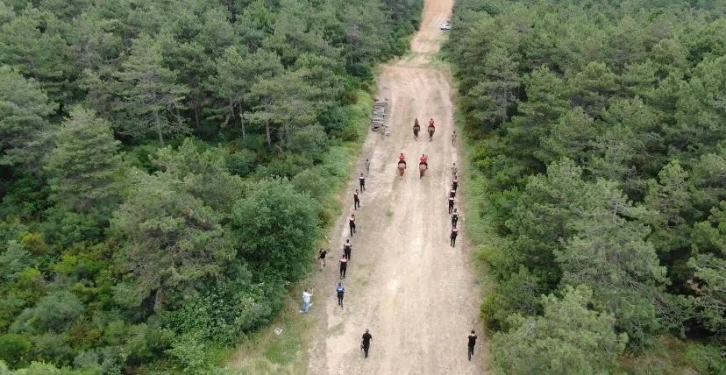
(440, 22), (451, 30)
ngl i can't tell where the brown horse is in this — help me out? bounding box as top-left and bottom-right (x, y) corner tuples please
(398, 161), (406, 179)
(428, 125), (435, 141)
(419, 162), (428, 178)
(413, 124), (420, 140)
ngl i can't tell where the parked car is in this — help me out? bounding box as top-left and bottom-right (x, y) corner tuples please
(440, 22), (451, 30)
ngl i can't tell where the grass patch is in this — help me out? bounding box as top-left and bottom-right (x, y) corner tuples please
(224, 289), (314, 374)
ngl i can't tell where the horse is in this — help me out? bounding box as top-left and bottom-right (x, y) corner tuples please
(413, 124), (420, 141)
(419, 162), (428, 178)
(397, 161), (406, 179)
(428, 125), (435, 141)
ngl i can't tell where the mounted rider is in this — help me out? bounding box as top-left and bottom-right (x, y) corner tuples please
(398, 152), (406, 167)
(419, 154), (428, 167)
(427, 118), (436, 141)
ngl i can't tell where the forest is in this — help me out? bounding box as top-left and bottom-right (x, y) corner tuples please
(0, 0), (421, 372)
(445, 0), (726, 373)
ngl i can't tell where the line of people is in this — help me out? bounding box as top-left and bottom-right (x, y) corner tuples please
(449, 163), (460, 247)
(308, 152), (476, 361)
(311, 161), (373, 357)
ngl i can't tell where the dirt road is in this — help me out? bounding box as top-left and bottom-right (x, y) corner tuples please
(306, 0), (485, 373)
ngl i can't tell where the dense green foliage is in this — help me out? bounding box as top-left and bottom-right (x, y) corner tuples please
(493, 285), (627, 374)
(0, 0), (421, 372)
(446, 0), (726, 372)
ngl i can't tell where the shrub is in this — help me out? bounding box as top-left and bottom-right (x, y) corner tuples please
(11, 291), (85, 334)
(0, 334), (33, 369)
(232, 179), (321, 282)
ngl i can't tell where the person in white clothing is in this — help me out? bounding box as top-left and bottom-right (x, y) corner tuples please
(302, 288), (313, 313)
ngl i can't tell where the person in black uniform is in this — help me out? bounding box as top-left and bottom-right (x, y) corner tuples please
(448, 196), (455, 214)
(359, 173), (366, 192)
(349, 214), (356, 236)
(450, 226), (459, 247)
(353, 189), (361, 210)
(339, 254), (348, 279)
(343, 239), (352, 261)
(318, 248), (327, 270)
(453, 176), (459, 192)
(468, 330), (477, 361)
(451, 208), (459, 228)
(361, 329), (373, 358)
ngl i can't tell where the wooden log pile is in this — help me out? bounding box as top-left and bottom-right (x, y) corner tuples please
(371, 98), (387, 131)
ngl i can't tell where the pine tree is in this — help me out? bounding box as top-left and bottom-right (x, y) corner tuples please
(111, 170), (234, 312)
(493, 285), (627, 375)
(44, 106), (123, 215)
(113, 33), (189, 145)
(0, 66), (56, 170)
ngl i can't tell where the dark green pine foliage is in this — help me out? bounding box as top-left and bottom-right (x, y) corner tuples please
(43, 106), (124, 244)
(0, 0), (423, 371)
(446, 0), (726, 371)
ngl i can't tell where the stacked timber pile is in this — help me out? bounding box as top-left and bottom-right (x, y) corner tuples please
(371, 98), (387, 131)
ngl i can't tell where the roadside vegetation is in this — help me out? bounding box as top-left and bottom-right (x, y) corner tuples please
(444, 0), (726, 373)
(0, 0), (422, 373)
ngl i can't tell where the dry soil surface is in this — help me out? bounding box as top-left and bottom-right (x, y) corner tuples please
(306, 0), (486, 373)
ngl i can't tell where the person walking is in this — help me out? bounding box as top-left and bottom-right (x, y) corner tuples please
(361, 329), (373, 358)
(468, 330), (478, 361)
(451, 162), (458, 177)
(336, 282), (345, 307)
(349, 214), (356, 236)
(451, 208), (459, 228)
(339, 254), (348, 279)
(359, 173), (366, 192)
(452, 130), (457, 145)
(318, 248), (327, 270)
(343, 239), (352, 261)
(453, 175), (459, 192)
(301, 288), (313, 313)
(450, 226), (459, 247)
(365, 159), (370, 175)
(449, 188), (456, 199)
(448, 195), (455, 214)
(353, 189), (360, 210)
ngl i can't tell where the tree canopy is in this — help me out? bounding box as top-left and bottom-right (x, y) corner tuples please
(446, 0), (726, 371)
(0, 0), (422, 371)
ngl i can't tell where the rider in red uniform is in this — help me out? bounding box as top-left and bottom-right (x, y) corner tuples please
(429, 118), (435, 128)
(419, 154), (428, 165)
(399, 153), (406, 162)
